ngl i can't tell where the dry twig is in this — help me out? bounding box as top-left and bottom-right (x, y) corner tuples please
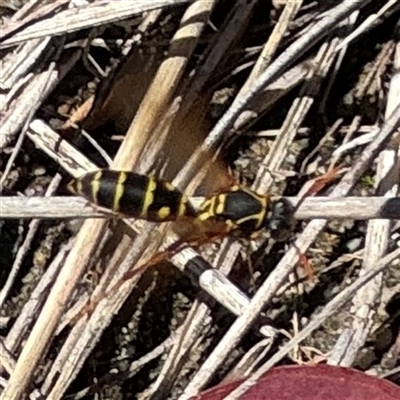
(226, 246), (400, 399)
(1, 1), (399, 398)
(328, 33), (400, 366)
(2, 2), (209, 398)
(0, 175), (62, 308)
(1, 196), (399, 220)
(180, 104), (400, 398)
(0, 0), (191, 49)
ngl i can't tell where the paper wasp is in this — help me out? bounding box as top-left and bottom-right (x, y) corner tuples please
(67, 169), (295, 242)
(67, 168), (306, 317)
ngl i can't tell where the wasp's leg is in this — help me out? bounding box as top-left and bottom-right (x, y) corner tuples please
(293, 244), (315, 281)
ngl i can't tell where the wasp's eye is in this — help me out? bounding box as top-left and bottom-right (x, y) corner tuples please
(266, 198), (295, 241)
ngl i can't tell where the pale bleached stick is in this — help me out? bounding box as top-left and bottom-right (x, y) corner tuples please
(173, 8), (365, 392)
(335, 0), (400, 52)
(0, 0), (68, 41)
(253, 125), (377, 139)
(254, 35), (343, 192)
(0, 0), (191, 49)
(179, 103), (400, 399)
(38, 2), (219, 399)
(242, 0), (303, 89)
(23, 119), (274, 345)
(0, 37), (51, 90)
(0, 339), (16, 375)
(121, 0), (218, 168)
(0, 49), (81, 149)
(318, 11), (359, 118)
(225, 246), (400, 399)
(328, 38), (400, 366)
(1, 196), (399, 220)
(3, 1), (206, 396)
(175, 0), (375, 189)
(0, 175), (62, 308)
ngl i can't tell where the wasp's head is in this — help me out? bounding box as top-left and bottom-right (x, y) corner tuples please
(265, 198), (295, 241)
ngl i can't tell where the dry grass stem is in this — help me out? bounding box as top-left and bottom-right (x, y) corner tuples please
(0, 38), (51, 90)
(242, 0), (303, 88)
(15, 3), (218, 398)
(1, 1), (400, 399)
(2, 243), (72, 368)
(0, 175), (61, 308)
(1, 196), (399, 220)
(0, 0), (191, 49)
(336, 0), (400, 52)
(180, 105), (400, 399)
(225, 247), (400, 400)
(328, 35), (400, 366)
(0, 49), (81, 149)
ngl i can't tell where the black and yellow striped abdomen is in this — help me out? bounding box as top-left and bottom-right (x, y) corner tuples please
(67, 170), (197, 222)
(198, 186), (270, 237)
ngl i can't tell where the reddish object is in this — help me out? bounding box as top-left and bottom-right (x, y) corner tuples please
(190, 364), (400, 400)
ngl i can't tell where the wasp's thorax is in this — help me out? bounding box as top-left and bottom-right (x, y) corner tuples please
(197, 186), (270, 237)
(197, 186), (295, 239)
